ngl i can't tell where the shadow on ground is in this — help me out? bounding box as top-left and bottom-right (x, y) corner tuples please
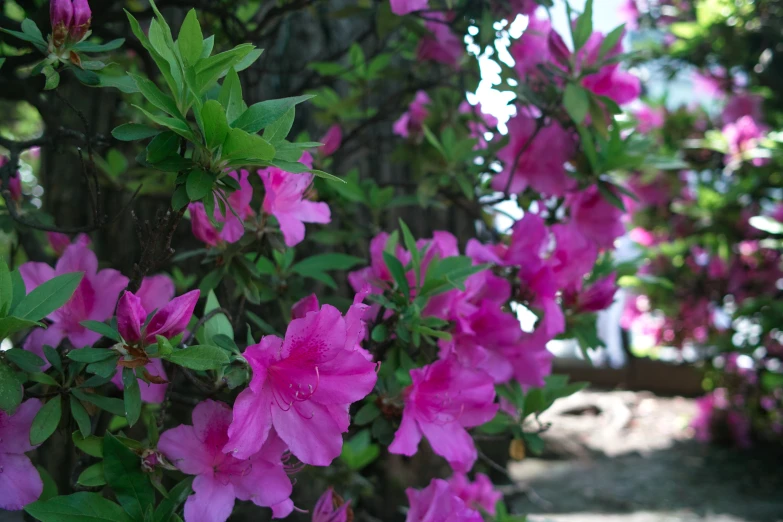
(508, 390), (783, 522)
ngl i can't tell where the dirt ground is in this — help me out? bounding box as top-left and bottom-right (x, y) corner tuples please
(508, 390), (783, 522)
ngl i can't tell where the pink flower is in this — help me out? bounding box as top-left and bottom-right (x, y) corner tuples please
(459, 101), (498, 149)
(116, 289), (199, 346)
(722, 115), (768, 167)
(69, 0), (91, 41)
(578, 31), (641, 105)
(417, 12), (463, 69)
(46, 232), (91, 257)
(510, 17), (553, 79)
(491, 108), (576, 195)
(618, 0), (640, 30)
(225, 303), (377, 465)
(318, 124), (343, 157)
(0, 156), (23, 202)
(393, 91), (431, 139)
(389, 358), (497, 472)
(405, 478), (483, 522)
(292, 293), (320, 319)
(691, 393), (715, 443)
(633, 104), (665, 133)
(564, 273), (618, 312)
(188, 170), (254, 247)
(111, 276), (191, 403)
(50, 0), (73, 35)
(566, 185), (626, 250)
(260, 153), (331, 247)
(391, 0), (429, 15)
(550, 223), (598, 290)
(447, 473), (502, 515)
(20, 244), (128, 358)
(0, 399), (43, 511)
(158, 400), (293, 522)
(722, 93), (763, 125)
(312, 488), (351, 522)
(629, 227), (657, 247)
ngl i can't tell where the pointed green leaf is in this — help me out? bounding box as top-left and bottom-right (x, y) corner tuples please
(165, 345), (230, 370)
(232, 95), (315, 134)
(12, 272), (83, 322)
(25, 492), (133, 522)
(30, 396), (62, 445)
(201, 100), (229, 150)
(103, 433), (155, 521)
(177, 9), (203, 66)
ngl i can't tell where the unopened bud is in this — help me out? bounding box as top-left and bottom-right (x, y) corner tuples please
(50, 0), (73, 47)
(69, 0), (91, 42)
(548, 30), (571, 69)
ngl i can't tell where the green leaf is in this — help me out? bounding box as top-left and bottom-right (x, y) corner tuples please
(186, 170), (215, 201)
(72, 432), (103, 457)
(353, 402), (380, 426)
(263, 107), (295, 144)
(28, 372), (59, 386)
(25, 492), (133, 522)
(383, 251), (410, 299)
(0, 359), (22, 413)
(10, 269), (25, 311)
(166, 345), (230, 370)
(0, 316), (42, 340)
(221, 128), (275, 163)
(43, 346), (62, 373)
(4, 348), (45, 373)
(12, 272), (83, 322)
(399, 219), (420, 286)
(130, 73), (184, 120)
(30, 396), (62, 446)
(75, 38), (125, 53)
(146, 131), (180, 163)
(219, 68), (246, 125)
(340, 429), (379, 470)
(597, 181), (626, 212)
(194, 44), (255, 95)
(177, 9), (203, 66)
(598, 23), (625, 59)
(77, 462), (106, 487)
(196, 291), (233, 346)
(201, 100), (229, 150)
(233, 95), (315, 134)
(103, 433), (155, 521)
(121, 368), (142, 427)
(112, 123), (161, 142)
(134, 105), (195, 141)
(563, 83), (590, 125)
(292, 253), (364, 274)
(573, 0), (593, 50)
(36, 465), (58, 501)
(67, 348), (118, 363)
(80, 321), (122, 342)
(70, 396), (92, 437)
(310, 169), (345, 184)
(71, 389), (125, 417)
(0, 257), (11, 316)
(153, 477), (194, 522)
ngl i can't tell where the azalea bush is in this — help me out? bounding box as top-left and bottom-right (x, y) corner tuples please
(620, 0), (783, 447)
(0, 0), (652, 520)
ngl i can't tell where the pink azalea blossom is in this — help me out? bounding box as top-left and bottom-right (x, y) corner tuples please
(312, 488), (351, 522)
(390, 0), (428, 16)
(633, 104), (665, 133)
(417, 12), (463, 69)
(389, 358), (497, 472)
(116, 288), (199, 346)
(722, 93), (763, 125)
(405, 478), (483, 522)
(618, 0), (640, 30)
(549, 223), (599, 290)
(491, 108), (576, 195)
(510, 17), (552, 79)
(629, 227), (657, 247)
(20, 243), (128, 358)
(722, 115), (769, 167)
(0, 156), (23, 202)
(0, 399), (43, 511)
(111, 276), (194, 403)
(318, 124), (343, 156)
(292, 293), (320, 320)
(393, 91), (431, 139)
(188, 170), (254, 247)
(459, 101), (498, 149)
(447, 473), (502, 515)
(260, 152), (331, 247)
(578, 31), (641, 105)
(46, 232), (91, 257)
(566, 185), (626, 250)
(564, 273), (618, 312)
(159, 400), (293, 522)
(225, 303), (377, 465)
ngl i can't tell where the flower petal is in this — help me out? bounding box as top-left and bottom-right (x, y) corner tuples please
(184, 474), (236, 522)
(0, 453), (43, 510)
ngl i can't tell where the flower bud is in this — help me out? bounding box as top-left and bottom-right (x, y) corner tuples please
(69, 0), (91, 42)
(50, 0), (73, 47)
(547, 30), (571, 69)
